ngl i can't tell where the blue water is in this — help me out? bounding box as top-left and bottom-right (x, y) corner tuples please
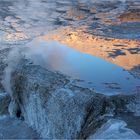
(27, 40), (140, 96)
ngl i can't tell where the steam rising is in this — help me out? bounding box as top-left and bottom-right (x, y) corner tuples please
(2, 39), (66, 96)
(2, 48), (24, 96)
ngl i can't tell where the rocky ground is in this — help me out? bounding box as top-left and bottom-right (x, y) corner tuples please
(0, 0), (140, 139)
(5, 57), (140, 139)
(0, 115), (39, 139)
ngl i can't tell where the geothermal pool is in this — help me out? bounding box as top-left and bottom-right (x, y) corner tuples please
(0, 0), (140, 139)
(26, 40), (140, 95)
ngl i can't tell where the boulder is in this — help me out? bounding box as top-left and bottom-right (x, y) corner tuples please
(8, 59), (140, 139)
(0, 48), (10, 92)
(0, 115), (39, 139)
(0, 92), (10, 115)
(88, 119), (140, 139)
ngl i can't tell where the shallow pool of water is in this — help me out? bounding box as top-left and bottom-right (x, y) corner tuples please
(26, 40), (140, 95)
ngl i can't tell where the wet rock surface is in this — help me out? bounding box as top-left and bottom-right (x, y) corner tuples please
(0, 92), (10, 115)
(0, 115), (39, 139)
(88, 119), (140, 139)
(0, 0), (140, 42)
(118, 112), (140, 136)
(0, 48), (10, 92)
(129, 65), (140, 79)
(7, 59), (140, 139)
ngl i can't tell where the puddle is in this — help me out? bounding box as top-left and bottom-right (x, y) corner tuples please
(0, 0), (140, 96)
(26, 40), (140, 96)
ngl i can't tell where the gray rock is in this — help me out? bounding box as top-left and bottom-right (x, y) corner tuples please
(0, 115), (39, 139)
(0, 48), (10, 92)
(129, 64), (140, 79)
(9, 59), (108, 139)
(88, 119), (140, 139)
(0, 92), (10, 115)
(9, 59), (140, 139)
(126, 94), (140, 116)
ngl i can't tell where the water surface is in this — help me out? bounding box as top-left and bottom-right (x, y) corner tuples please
(27, 40), (140, 95)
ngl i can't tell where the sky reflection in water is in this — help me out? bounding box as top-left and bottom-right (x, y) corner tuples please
(27, 40), (140, 95)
